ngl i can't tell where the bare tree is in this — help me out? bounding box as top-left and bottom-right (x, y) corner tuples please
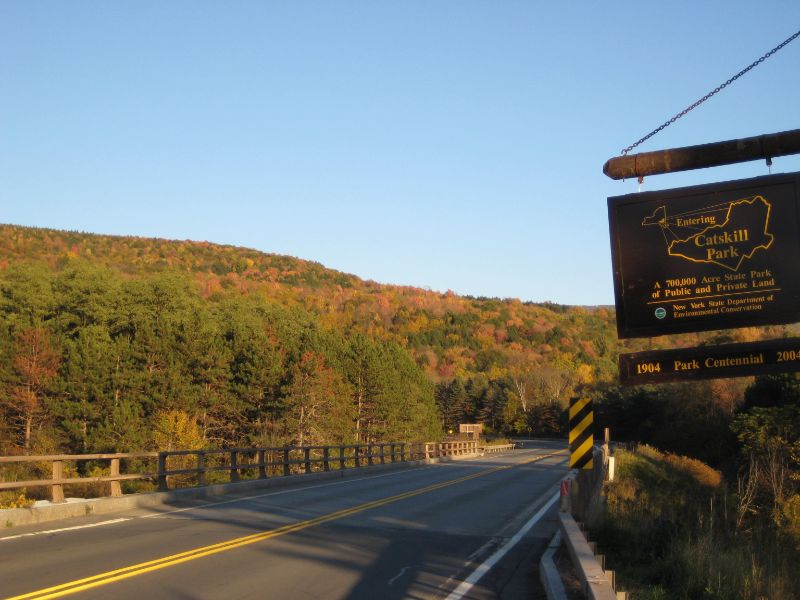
(736, 453), (760, 531)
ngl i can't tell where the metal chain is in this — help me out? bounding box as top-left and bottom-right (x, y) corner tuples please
(621, 28), (800, 155)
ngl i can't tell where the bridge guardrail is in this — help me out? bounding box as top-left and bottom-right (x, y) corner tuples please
(478, 443), (517, 454)
(0, 453), (158, 503)
(156, 443), (411, 491)
(0, 440), (485, 504)
(545, 443), (628, 600)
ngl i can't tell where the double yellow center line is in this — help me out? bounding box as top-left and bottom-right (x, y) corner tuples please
(8, 452), (563, 600)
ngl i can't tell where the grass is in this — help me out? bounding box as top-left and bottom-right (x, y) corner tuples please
(593, 446), (799, 600)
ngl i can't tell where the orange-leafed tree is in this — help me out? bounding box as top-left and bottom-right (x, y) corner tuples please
(6, 327), (61, 452)
(282, 352), (352, 447)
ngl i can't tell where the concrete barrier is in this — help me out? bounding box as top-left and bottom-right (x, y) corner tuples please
(558, 511), (620, 600)
(544, 444), (627, 600)
(539, 530), (568, 600)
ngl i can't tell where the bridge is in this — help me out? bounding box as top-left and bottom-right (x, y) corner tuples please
(0, 440), (568, 600)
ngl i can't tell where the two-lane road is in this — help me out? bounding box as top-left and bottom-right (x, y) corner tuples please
(1, 441), (568, 600)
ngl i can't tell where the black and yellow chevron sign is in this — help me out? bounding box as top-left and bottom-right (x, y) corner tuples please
(569, 397), (594, 469)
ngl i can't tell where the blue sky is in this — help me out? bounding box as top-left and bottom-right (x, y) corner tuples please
(2, 2), (799, 305)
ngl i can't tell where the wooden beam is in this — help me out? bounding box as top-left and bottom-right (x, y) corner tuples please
(603, 129), (800, 180)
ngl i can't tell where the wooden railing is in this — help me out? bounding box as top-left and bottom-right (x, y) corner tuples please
(418, 440), (479, 459)
(0, 453), (158, 503)
(155, 443), (409, 491)
(0, 440), (487, 504)
(479, 443), (517, 454)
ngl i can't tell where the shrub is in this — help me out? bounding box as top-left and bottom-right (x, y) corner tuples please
(0, 490), (35, 509)
(780, 494), (800, 548)
(594, 447), (800, 599)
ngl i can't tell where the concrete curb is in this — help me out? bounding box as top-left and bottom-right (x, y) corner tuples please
(2, 456), (465, 528)
(558, 511), (618, 600)
(539, 530), (568, 600)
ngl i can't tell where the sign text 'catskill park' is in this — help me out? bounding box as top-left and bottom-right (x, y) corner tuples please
(608, 172), (800, 339)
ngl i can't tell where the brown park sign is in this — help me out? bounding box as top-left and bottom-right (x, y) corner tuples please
(619, 337), (800, 385)
(608, 172), (800, 338)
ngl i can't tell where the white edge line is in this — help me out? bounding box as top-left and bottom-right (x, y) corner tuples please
(444, 487), (561, 600)
(0, 518), (131, 541)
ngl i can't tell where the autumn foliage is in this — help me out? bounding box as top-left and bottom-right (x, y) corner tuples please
(0, 224), (628, 454)
(1, 223), (797, 459)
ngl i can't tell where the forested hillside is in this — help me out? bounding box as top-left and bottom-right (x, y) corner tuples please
(0, 224), (602, 455)
(0, 223), (795, 458)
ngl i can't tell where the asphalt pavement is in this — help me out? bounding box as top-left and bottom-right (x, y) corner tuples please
(0, 440), (569, 600)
